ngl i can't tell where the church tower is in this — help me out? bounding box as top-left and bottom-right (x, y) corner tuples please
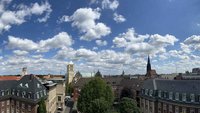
(146, 55), (152, 77)
(145, 55), (157, 78)
(147, 55), (151, 73)
(67, 63), (74, 84)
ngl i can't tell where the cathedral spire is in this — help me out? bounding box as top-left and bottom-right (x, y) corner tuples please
(147, 55), (151, 74)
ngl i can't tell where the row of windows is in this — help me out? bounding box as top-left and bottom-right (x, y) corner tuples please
(1, 100), (32, 112)
(0, 89), (47, 99)
(142, 89), (200, 103)
(141, 99), (200, 113)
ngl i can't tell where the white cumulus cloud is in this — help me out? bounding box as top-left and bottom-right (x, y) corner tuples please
(60, 8), (111, 41)
(113, 13), (126, 23)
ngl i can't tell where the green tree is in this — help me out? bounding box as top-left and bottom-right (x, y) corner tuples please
(120, 87), (133, 99)
(95, 70), (102, 78)
(119, 97), (140, 113)
(37, 98), (46, 113)
(77, 77), (114, 113)
(65, 83), (73, 96)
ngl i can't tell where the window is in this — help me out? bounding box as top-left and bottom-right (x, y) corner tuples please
(12, 89), (15, 95)
(175, 93), (179, 101)
(43, 90), (46, 96)
(28, 92), (31, 98)
(158, 102), (161, 113)
(58, 96), (61, 101)
(175, 106), (179, 113)
(7, 100), (9, 105)
(37, 92), (40, 99)
(145, 89), (148, 95)
(25, 83), (29, 88)
(37, 83), (41, 88)
(190, 108), (195, 113)
(149, 90), (153, 96)
(169, 92), (173, 100)
(16, 101), (19, 109)
(2, 101), (4, 107)
(22, 103), (25, 109)
(7, 108), (9, 113)
(2, 90), (5, 96)
(182, 107), (187, 113)
(169, 105), (173, 113)
(158, 90), (161, 98)
(190, 94), (195, 102)
(22, 91), (26, 98)
(40, 91), (43, 97)
(16, 90), (19, 96)
(182, 93), (186, 101)
(28, 105), (31, 111)
(164, 91), (167, 98)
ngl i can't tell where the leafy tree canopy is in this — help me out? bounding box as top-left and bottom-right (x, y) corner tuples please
(120, 87), (133, 99)
(37, 98), (46, 113)
(95, 70), (102, 78)
(119, 97), (140, 113)
(77, 77), (114, 113)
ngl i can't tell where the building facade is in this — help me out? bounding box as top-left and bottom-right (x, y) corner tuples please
(140, 79), (200, 113)
(67, 63), (74, 84)
(0, 75), (47, 113)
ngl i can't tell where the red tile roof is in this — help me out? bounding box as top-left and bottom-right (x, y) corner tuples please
(0, 76), (21, 81)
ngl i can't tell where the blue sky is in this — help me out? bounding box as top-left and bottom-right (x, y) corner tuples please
(0, 0), (199, 75)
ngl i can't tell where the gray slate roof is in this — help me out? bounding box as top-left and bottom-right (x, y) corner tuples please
(143, 79), (200, 94)
(0, 75), (47, 103)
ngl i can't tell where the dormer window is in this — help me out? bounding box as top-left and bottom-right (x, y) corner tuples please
(16, 91), (19, 96)
(25, 83), (29, 88)
(175, 93), (179, 101)
(37, 83), (41, 88)
(40, 91), (43, 97)
(28, 92), (31, 99)
(1, 90), (5, 96)
(43, 90), (46, 96)
(12, 90), (15, 95)
(149, 90), (153, 96)
(145, 89), (148, 95)
(190, 94), (195, 102)
(182, 93), (186, 101)
(36, 92), (40, 99)
(19, 83), (23, 87)
(22, 91), (26, 98)
(169, 92), (173, 100)
(158, 90), (161, 98)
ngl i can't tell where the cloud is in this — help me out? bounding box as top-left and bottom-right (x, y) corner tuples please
(102, 0), (119, 10)
(96, 40), (107, 46)
(13, 50), (29, 56)
(113, 13), (126, 23)
(58, 15), (70, 23)
(7, 32), (73, 52)
(183, 35), (200, 51)
(61, 8), (111, 41)
(0, 1), (52, 33)
(113, 28), (178, 55)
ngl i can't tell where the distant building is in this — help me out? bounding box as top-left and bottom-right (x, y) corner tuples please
(145, 55), (158, 78)
(71, 76), (143, 106)
(140, 79), (200, 113)
(192, 68), (200, 74)
(21, 67), (28, 76)
(67, 63), (74, 84)
(48, 78), (66, 112)
(42, 81), (57, 113)
(0, 75), (47, 113)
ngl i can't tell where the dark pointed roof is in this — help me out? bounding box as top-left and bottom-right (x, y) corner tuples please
(143, 79), (200, 94)
(147, 55), (151, 73)
(0, 75), (47, 103)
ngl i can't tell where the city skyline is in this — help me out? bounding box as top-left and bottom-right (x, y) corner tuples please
(0, 0), (199, 75)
